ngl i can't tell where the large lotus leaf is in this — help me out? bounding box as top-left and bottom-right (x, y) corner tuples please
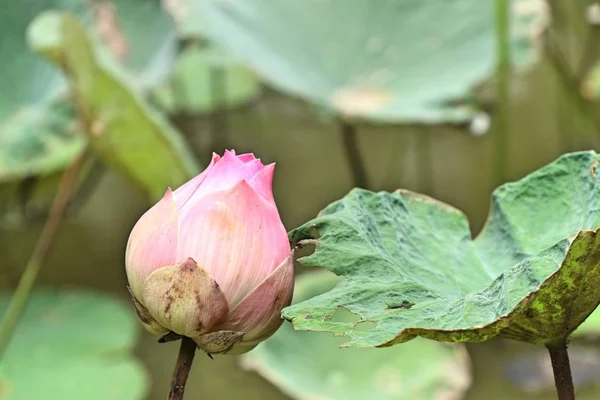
(0, 98), (84, 183)
(152, 44), (261, 114)
(162, 0), (205, 38)
(242, 270), (471, 400)
(0, 1), (175, 186)
(284, 151), (600, 347)
(0, 290), (147, 400)
(27, 12), (200, 200)
(192, 0), (547, 123)
(0, 0), (88, 120)
(0, 0), (82, 185)
(93, 0), (177, 86)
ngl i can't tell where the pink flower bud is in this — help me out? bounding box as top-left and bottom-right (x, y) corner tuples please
(125, 150), (294, 354)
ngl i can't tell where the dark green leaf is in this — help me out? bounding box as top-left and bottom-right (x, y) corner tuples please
(284, 151), (600, 347)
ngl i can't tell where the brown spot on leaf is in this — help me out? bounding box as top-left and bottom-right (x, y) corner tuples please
(387, 300), (414, 310)
(590, 161), (598, 178)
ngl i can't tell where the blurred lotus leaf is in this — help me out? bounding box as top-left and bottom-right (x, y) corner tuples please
(242, 270), (471, 400)
(152, 44), (262, 114)
(162, 0), (205, 39)
(0, 97), (84, 184)
(0, 290), (147, 400)
(193, 0), (548, 123)
(0, 2), (81, 193)
(284, 151), (600, 347)
(0, 96), (87, 226)
(27, 11), (199, 201)
(0, 0), (178, 215)
(89, 0), (177, 87)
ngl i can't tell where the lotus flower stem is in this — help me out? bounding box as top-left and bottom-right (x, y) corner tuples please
(0, 146), (90, 358)
(545, 30), (600, 137)
(415, 127), (434, 195)
(167, 337), (197, 400)
(339, 120), (369, 189)
(546, 341), (576, 400)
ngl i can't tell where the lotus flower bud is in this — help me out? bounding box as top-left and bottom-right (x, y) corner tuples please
(125, 150), (294, 355)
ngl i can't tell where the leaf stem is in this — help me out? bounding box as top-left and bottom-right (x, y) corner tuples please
(339, 120), (369, 189)
(546, 341), (576, 400)
(415, 128), (434, 195)
(545, 31), (600, 136)
(493, 0), (510, 185)
(0, 146), (89, 358)
(167, 336), (197, 400)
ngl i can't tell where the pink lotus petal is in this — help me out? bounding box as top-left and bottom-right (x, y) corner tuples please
(222, 252), (294, 342)
(125, 189), (179, 300)
(244, 159), (266, 178)
(172, 153), (220, 209)
(237, 153), (257, 163)
(181, 151), (255, 203)
(176, 180), (290, 306)
(248, 163), (276, 206)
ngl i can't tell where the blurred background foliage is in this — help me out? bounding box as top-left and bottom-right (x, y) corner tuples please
(2, 0), (600, 399)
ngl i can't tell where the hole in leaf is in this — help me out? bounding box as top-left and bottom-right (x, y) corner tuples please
(331, 306), (361, 323)
(295, 241), (316, 259)
(354, 320), (377, 332)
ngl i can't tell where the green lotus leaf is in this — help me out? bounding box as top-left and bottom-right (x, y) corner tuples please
(193, 0), (547, 123)
(27, 11), (199, 200)
(242, 270), (471, 400)
(0, 290), (147, 400)
(0, 0), (175, 187)
(162, 0), (205, 39)
(284, 151), (600, 347)
(0, 1), (81, 186)
(0, 97), (84, 183)
(89, 0), (177, 87)
(152, 44), (261, 114)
